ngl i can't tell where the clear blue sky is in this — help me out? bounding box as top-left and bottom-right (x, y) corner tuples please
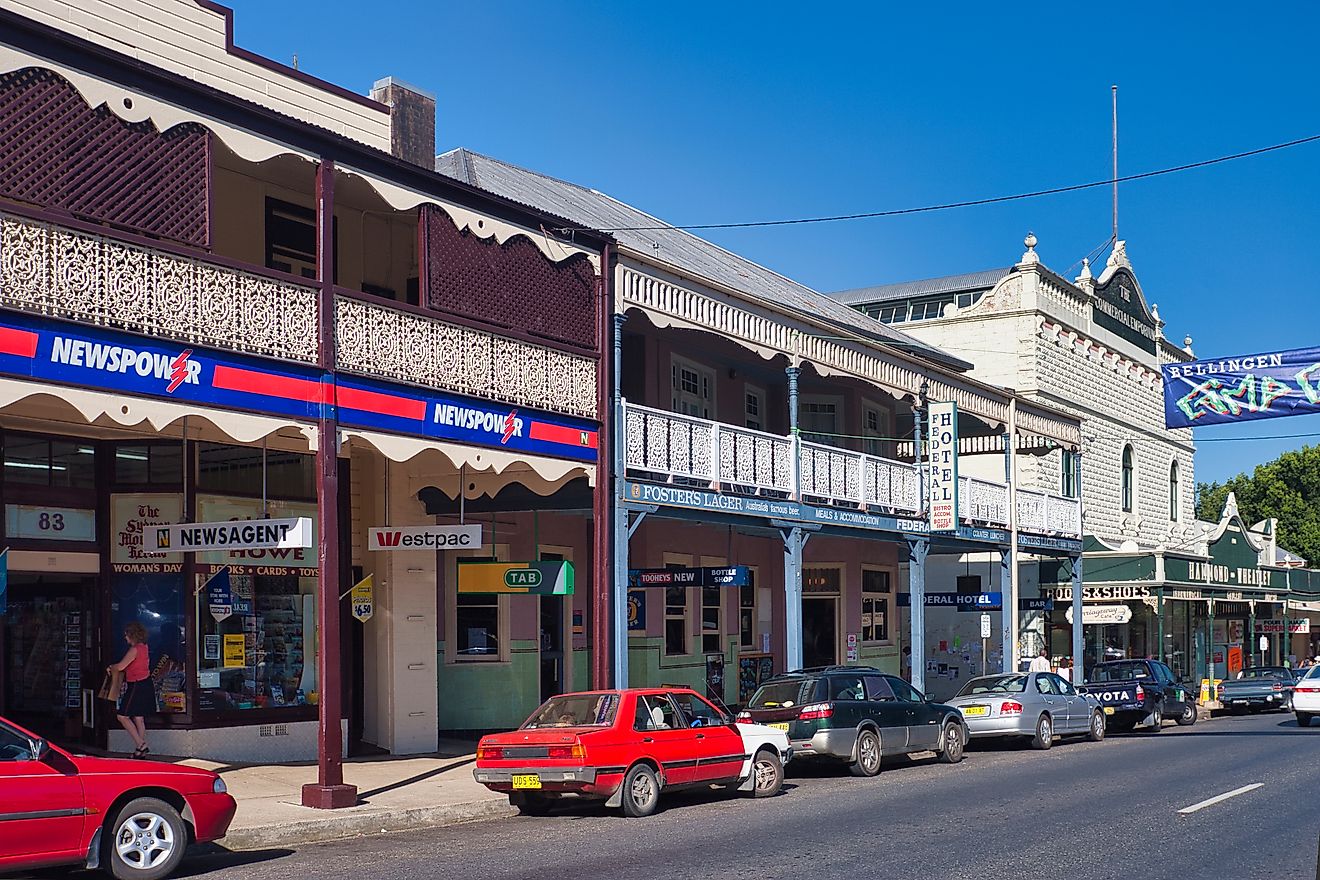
(226, 0), (1320, 488)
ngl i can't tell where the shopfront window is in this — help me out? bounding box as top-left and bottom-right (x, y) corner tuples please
(197, 443), (315, 499)
(455, 594), (500, 657)
(739, 569), (759, 651)
(665, 586), (688, 656)
(3, 435), (95, 488)
(195, 569), (317, 712)
(114, 444), (183, 485)
(862, 569), (891, 643)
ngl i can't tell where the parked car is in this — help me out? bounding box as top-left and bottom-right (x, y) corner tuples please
(945, 672), (1106, 749)
(472, 688), (789, 818)
(1218, 665), (1296, 714)
(1293, 665), (1320, 726)
(0, 715), (235, 880)
(737, 666), (967, 776)
(1078, 659), (1198, 732)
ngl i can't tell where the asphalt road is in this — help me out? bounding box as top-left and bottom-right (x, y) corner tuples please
(55, 711), (1320, 880)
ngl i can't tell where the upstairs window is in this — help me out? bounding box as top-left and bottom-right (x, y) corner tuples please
(1169, 460), (1180, 521)
(1121, 445), (1135, 513)
(671, 356), (714, 419)
(1061, 450), (1077, 498)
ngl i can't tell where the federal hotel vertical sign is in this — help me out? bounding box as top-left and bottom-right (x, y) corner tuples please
(928, 401), (959, 531)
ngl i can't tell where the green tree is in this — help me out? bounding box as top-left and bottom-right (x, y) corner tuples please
(1196, 444), (1320, 563)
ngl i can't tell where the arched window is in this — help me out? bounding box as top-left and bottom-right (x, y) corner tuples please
(1169, 460), (1180, 521)
(1121, 445), (1135, 513)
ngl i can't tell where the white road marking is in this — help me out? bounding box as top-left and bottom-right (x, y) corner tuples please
(1177, 783), (1265, 815)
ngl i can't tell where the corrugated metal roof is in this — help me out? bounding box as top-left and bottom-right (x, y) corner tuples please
(830, 268), (1010, 305)
(435, 149), (972, 372)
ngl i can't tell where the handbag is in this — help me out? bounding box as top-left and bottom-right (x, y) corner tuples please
(98, 668), (124, 702)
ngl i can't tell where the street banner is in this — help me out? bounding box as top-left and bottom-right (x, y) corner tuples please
(204, 567), (233, 622)
(457, 560), (574, 595)
(368, 524), (482, 551)
(149, 517), (312, 553)
(351, 574), (374, 623)
(628, 566), (750, 588)
(928, 401), (958, 531)
(1162, 345), (1320, 428)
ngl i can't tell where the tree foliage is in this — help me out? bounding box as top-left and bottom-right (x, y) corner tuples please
(1196, 444), (1320, 564)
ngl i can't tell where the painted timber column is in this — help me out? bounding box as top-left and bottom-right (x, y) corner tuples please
(908, 537), (929, 693)
(910, 386), (927, 691)
(784, 364), (804, 672)
(591, 245), (613, 689)
(611, 313), (629, 688)
(1071, 450), (1084, 684)
(1001, 424), (1015, 674)
(302, 159), (356, 809)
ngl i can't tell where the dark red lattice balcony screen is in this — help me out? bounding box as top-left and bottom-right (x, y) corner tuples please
(0, 67), (210, 248)
(420, 203), (598, 352)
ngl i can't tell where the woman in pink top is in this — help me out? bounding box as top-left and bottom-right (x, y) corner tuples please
(110, 621), (155, 758)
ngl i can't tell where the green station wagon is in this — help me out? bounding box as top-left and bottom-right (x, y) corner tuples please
(738, 666), (968, 776)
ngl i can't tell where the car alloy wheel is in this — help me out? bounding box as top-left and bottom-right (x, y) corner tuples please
(751, 749), (784, 798)
(1088, 711), (1105, 742)
(1176, 703), (1197, 726)
(621, 763), (660, 818)
(939, 723), (964, 764)
(107, 797), (186, 880)
(850, 729), (882, 777)
(1031, 714), (1053, 750)
(1147, 706), (1163, 732)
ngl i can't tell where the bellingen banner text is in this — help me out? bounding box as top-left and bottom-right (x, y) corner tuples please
(1162, 345), (1320, 429)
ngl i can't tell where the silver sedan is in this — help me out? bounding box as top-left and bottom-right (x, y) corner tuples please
(944, 672), (1106, 750)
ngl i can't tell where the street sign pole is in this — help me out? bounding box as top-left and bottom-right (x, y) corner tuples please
(980, 612), (990, 677)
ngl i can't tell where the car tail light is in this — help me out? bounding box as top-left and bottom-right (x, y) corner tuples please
(736, 711), (752, 723)
(1298, 686), (1320, 693)
(547, 743), (586, 761)
(1273, 683), (1284, 691)
(799, 702), (834, 720)
(1135, 685), (1145, 701)
(477, 744), (504, 761)
(1000, 701), (1023, 716)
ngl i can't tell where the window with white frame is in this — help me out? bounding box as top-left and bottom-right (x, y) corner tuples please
(1121, 445), (1135, 513)
(745, 384), (765, 431)
(739, 568), (759, 652)
(861, 569), (891, 643)
(862, 401), (889, 457)
(1169, 460), (1180, 521)
(664, 557), (691, 656)
(801, 395), (841, 445)
(701, 585), (723, 654)
(672, 356), (715, 419)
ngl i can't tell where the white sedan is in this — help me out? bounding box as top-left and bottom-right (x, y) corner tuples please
(1294, 666), (1320, 726)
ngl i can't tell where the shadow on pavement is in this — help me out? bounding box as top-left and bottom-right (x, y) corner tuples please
(356, 756), (476, 801)
(155, 846), (293, 878)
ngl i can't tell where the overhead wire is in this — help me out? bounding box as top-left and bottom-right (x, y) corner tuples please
(555, 132), (1320, 233)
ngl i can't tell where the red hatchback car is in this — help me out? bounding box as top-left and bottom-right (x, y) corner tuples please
(0, 715), (236, 880)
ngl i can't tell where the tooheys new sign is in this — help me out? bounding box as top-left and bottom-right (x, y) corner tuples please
(1163, 345), (1320, 428)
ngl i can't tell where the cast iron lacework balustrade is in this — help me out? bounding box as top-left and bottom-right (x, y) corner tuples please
(623, 401), (1081, 537)
(335, 296), (597, 420)
(0, 214), (318, 362)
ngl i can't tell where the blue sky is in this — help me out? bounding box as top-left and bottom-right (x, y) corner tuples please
(226, 0), (1320, 488)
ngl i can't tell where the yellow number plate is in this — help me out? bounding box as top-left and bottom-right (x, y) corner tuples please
(511, 774), (541, 790)
(1103, 707), (1115, 715)
(768, 722), (789, 731)
(962, 706), (989, 717)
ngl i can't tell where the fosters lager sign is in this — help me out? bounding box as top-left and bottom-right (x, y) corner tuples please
(927, 401), (959, 532)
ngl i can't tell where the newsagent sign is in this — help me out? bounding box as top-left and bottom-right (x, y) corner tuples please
(148, 518), (312, 554)
(1163, 344), (1320, 429)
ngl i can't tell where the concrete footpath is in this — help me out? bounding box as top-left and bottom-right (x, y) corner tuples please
(172, 741), (512, 851)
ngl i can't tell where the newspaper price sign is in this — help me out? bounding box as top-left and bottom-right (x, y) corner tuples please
(927, 401), (959, 532)
(351, 575), (374, 623)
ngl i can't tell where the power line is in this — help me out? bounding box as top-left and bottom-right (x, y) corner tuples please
(560, 133), (1320, 233)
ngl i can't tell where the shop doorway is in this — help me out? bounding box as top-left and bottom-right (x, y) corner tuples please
(539, 595), (565, 703)
(802, 597), (838, 669)
(1, 575), (98, 747)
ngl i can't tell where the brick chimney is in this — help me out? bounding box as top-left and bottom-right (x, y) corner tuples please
(369, 77), (436, 167)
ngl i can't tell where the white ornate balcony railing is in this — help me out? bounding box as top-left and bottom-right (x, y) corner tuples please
(960, 476), (1010, 527)
(622, 402), (1080, 538)
(335, 294), (597, 420)
(0, 213), (319, 363)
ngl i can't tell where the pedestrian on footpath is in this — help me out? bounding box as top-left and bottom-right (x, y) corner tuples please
(1029, 648), (1051, 673)
(1058, 657), (1073, 683)
(109, 621), (155, 759)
